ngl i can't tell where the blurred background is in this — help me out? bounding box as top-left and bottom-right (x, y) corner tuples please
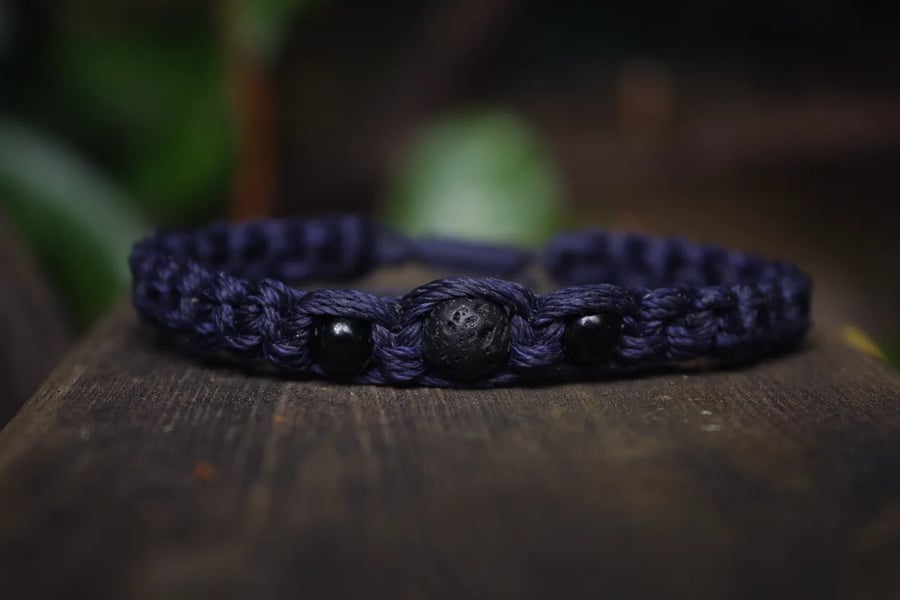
(0, 0), (898, 416)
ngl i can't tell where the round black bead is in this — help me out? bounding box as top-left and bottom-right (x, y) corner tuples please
(315, 317), (373, 378)
(423, 297), (511, 381)
(564, 313), (623, 366)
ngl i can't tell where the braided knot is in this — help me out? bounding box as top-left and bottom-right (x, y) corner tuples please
(130, 215), (811, 387)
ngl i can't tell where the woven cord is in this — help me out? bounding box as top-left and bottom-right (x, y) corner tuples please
(130, 215), (811, 386)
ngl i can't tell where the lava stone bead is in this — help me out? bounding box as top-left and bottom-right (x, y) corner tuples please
(564, 313), (623, 366)
(423, 297), (511, 381)
(314, 317), (373, 378)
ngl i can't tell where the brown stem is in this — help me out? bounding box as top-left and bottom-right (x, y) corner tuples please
(216, 0), (278, 221)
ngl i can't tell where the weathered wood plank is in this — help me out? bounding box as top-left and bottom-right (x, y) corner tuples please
(1, 302), (899, 599)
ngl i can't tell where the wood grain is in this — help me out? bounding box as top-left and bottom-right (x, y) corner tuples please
(1, 302), (899, 599)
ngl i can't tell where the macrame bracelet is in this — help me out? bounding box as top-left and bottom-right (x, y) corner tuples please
(129, 215), (811, 387)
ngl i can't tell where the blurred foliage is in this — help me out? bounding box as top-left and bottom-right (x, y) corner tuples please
(232, 0), (318, 57)
(0, 120), (147, 326)
(53, 14), (231, 224)
(0, 3), (228, 326)
(384, 110), (567, 246)
(0, 0), (567, 329)
(0, 0), (312, 327)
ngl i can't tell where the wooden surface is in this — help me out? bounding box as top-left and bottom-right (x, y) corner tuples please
(1, 302), (900, 599)
(0, 215), (69, 427)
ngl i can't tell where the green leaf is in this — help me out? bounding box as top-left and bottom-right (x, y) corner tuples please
(383, 110), (567, 246)
(55, 29), (230, 222)
(127, 76), (232, 223)
(56, 31), (219, 143)
(0, 119), (148, 326)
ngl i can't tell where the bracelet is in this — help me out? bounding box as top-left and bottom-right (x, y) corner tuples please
(129, 215), (811, 387)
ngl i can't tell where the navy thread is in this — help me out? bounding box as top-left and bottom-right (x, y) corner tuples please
(129, 215), (811, 386)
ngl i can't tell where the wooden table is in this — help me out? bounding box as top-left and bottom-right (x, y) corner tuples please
(1, 300), (899, 599)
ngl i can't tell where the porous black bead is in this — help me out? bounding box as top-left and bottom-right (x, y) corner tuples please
(315, 317), (373, 378)
(423, 297), (511, 381)
(564, 313), (623, 366)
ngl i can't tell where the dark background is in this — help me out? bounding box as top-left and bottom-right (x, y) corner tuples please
(2, 4), (900, 593)
(1, 0), (898, 352)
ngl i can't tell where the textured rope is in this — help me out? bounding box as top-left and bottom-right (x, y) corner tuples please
(130, 215), (811, 387)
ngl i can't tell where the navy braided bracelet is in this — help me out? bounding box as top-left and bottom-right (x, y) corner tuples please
(129, 215), (811, 387)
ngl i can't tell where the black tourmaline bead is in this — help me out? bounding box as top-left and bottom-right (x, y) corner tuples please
(564, 313), (623, 366)
(423, 297), (511, 381)
(315, 317), (373, 378)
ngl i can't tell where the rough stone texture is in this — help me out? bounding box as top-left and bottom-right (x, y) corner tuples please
(0, 298), (899, 599)
(423, 297), (511, 380)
